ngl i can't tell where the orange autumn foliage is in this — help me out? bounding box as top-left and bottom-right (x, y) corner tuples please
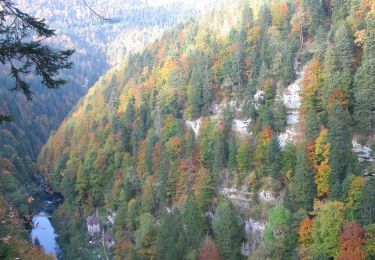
(338, 221), (367, 260)
(158, 59), (178, 86)
(328, 89), (349, 109)
(271, 2), (289, 27)
(143, 75), (157, 92)
(166, 137), (182, 158)
(299, 217), (314, 248)
(113, 169), (124, 196)
(247, 27), (261, 47)
(152, 141), (162, 174)
(306, 139), (315, 162)
(355, 30), (367, 46)
(176, 158), (199, 201)
(262, 126), (273, 143)
(301, 60), (324, 113)
(136, 141), (147, 177)
(114, 238), (133, 258)
(199, 237), (221, 260)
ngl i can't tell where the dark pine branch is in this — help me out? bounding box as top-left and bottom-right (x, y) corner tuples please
(0, 0), (74, 108)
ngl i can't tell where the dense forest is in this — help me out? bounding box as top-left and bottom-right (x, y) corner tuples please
(0, 0), (375, 260)
(0, 0), (212, 184)
(0, 0), (221, 258)
(37, 0), (375, 259)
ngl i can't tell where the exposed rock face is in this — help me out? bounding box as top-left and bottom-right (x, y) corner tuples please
(278, 67), (305, 148)
(241, 219), (266, 256)
(185, 118), (201, 136)
(254, 90), (265, 109)
(258, 190), (279, 204)
(232, 119), (251, 136)
(107, 212), (117, 225)
(352, 139), (374, 162)
(220, 187), (252, 211)
(185, 100), (251, 137)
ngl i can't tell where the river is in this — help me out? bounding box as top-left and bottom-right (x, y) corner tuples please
(29, 182), (63, 259)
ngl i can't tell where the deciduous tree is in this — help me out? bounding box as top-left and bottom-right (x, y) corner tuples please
(338, 221), (366, 260)
(311, 201), (345, 259)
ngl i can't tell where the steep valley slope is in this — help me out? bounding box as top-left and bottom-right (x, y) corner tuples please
(39, 0), (375, 259)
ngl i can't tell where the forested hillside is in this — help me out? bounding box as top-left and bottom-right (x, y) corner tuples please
(39, 0), (374, 259)
(0, 0), (223, 257)
(0, 0), (217, 203)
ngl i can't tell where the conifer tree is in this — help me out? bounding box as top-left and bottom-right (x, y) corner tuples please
(196, 169), (215, 211)
(228, 136), (238, 171)
(291, 143), (316, 211)
(266, 137), (282, 184)
(354, 13), (375, 133)
(188, 52), (211, 119)
(212, 201), (243, 260)
(333, 22), (355, 73)
(305, 109), (320, 141)
(328, 103), (352, 199)
(182, 195), (205, 250)
(303, 0), (324, 33)
(199, 120), (216, 169)
(145, 133), (157, 175)
(134, 213), (156, 258)
(359, 178), (375, 225)
(237, 142), (252, 173)
(123, 96), (136, 153)
(223, 104), (233, 139)
(332, 0), (349, 22)
(184, 128), (196, 158)
(272, 100), (287, 132)
(213, 131), (226, 174)
(156, 209), (185, 260)
(75, 166), (90, 204)
(157, 149), (169, 205)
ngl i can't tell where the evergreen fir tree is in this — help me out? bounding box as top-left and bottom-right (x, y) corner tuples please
(212, 201), (243, 260)
(359, 178), (375, 226)
(123, 96), (136, 153)
(237, 142), (252, 173)
(223, 104), (233, 139)
(354, 14), (375, 133)
(156, 209), (186, 260)
(228, 136), (238, 171)
(182, 195), (205, 250)
(332, 0), (349, 22)
(75, 166), (89, 204)
(304, 0), (324, 33)
(328, 103), (352, 199)
(266, 137), (282, 184)
(213, 131), (226, 174)
(291, 143), (316, 211)
(305, 109), (321, 141)
(184, 128), (196, 158)
(196, 169), (215, 211)
(157, 149), (169, 205)
(333, 22), (355, 73)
